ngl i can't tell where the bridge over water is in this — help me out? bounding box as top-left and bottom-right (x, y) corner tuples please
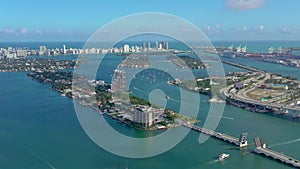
(254, 137), (300, 168)
(183, 124), (248, 147)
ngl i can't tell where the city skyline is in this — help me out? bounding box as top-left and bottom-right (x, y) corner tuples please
(1, 0), (300, 41)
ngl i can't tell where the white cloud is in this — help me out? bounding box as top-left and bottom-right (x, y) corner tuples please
(4, 28), (14, 33)
(242, 26), (247, 32)
(36, 29), (42, 35)
(203, 25), (222, 34)
(259, 25), (264, 30)
(19, 27), (27, 34)
(206, 26), (211, 31)
(57, 29), (63, 34)
(280, 28), (291, 34)
(226, 0), (266, 10)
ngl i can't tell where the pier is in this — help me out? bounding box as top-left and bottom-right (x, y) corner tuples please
(183, 124), (248, 147)
(254, 137), (300, 168)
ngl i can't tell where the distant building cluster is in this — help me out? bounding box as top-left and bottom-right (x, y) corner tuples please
(0, 44), (111, 59)
(117, 40), (169, 53)
(0, 40), (170, 59)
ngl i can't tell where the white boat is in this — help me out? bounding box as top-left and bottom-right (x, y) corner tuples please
(219, 153), (230, 160)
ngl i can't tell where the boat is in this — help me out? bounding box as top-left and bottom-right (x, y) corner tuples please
(219, 153), (230, 160)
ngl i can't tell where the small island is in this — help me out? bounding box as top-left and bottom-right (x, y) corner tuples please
(168, 55), (209, 69)
(27, 70), (200, 130)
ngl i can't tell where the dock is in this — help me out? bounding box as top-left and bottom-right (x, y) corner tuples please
(254, 137), (300, 168)
(183, 124), (248, 147)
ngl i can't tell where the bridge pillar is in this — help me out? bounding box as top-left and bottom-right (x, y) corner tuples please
(239, 133), (248, 147)
(254, 137), (262, 148)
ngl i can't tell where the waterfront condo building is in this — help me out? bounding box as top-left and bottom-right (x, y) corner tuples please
(133, 106), (155, 128)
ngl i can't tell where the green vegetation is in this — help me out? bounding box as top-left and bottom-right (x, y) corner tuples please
(177, 55), (206, 69)
(95, 91), (112, 104)
(196, 79), (210, 89)
(0, 58), (76, 72)
(168, 55), (208, 69)
(129, 95), (151, 106)
(165, 110), (179, 122)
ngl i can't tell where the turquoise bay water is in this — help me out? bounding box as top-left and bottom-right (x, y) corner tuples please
(1, 41), (300, 168)
(2, 72), (299, 169)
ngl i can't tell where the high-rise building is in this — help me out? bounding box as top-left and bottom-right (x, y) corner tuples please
(166, 42), (169, 50)
(16, 49), (27, 57)
(155, 41), (158, 49)
(158, 43), (162, 50)
(147, 42), (151, 50)
(62, 45), (66, 54)
(6, 53), (17, 59)
(123, 44), (130, 53)
(7, 47), (12, 53)
(111, 69), (126, 93)
(143, 42), (146, 50)
(133, 106), (155, 128)
(161, 41), (167, 49)
(39, 46), (47, 55)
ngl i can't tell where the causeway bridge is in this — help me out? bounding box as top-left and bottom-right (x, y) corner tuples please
(183, 124), (248, 147)
(182, 123), (300, 168)
(254, 137), (300, 168)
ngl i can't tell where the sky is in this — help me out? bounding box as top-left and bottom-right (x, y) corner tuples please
(0, 0), (300, 41)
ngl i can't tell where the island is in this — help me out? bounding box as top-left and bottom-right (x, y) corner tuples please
(27, 70), (199, 130)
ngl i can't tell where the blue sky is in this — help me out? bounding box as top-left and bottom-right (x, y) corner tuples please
(0, 0), (299, 41)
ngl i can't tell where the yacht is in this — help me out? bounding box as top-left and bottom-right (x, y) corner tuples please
(219, 153), (230, 160)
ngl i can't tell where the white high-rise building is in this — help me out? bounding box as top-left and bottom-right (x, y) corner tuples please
(39, 46), (47, 55)
(133, 106), (155, 128)
(123, 44), (130, 53)
(16, 49), (27, 57)
(62, 45), (66, 54)
(158, 43), (162, 50)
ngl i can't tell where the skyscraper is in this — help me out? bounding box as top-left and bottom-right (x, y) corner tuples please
(62, 45), (66, 54)
(39, 46), (47, 55)
(147, 42), (151, 50)
(111, 69), (126, 93)
(143, 42), (146, 50)
(123, 44), (130, 53)
(161, 41), (166, 49)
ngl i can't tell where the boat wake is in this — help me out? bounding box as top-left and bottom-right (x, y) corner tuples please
(133, 87), (144, 93)
(269, 138), (300, 147)
(213, 115), (234, 120)
(25, 146), (57, 169)
(208, 159), (220, 164)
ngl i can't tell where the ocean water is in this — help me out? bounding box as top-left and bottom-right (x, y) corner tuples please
(0, 41), (300, 169)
